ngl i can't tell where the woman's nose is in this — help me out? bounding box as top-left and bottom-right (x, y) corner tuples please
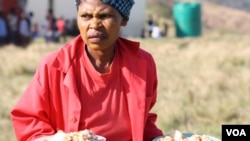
(89, 18), (102, 29)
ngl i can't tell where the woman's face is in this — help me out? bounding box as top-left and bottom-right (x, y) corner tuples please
(77, 0), (127, 51)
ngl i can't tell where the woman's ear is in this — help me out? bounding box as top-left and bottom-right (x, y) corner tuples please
(121, 19), (128, 26)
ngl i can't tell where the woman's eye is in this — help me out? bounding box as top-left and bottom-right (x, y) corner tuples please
(100, 14), (111, 19)
(81, 14), (92, 19)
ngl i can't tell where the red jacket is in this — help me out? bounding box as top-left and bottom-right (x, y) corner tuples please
(10, 36), (163, 141)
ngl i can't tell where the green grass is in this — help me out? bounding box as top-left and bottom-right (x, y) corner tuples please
(1, 30), (250, 140)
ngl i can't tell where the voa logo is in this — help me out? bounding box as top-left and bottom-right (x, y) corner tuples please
(226, 129), (246, 136)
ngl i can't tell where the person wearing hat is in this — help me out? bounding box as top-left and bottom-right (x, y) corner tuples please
(10, 0), (164, 141)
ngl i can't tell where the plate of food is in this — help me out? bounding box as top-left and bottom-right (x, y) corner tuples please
(51, 129), (106, 141)
(153, 130), (221, 141)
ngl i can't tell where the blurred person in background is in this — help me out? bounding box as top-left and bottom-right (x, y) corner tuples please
(0, 11), (8, 46)
(64, 19), (72, 36)
(7, 7), (19, 45)
(56, 16), (66, 42)
(32, 23), (40, 39)
(10, 0), (164, 141)
(42, 15), (53, 43)
(68, 18), (80, 36)
(151, 22), (161, 39)
(147, 15), (154, 38)
(161, 22), (168, 37)
(27, 11), (34, 35)
(42, 9), (59, 43)
(18, 11), (31, 47)
(51, 17), (59, 42)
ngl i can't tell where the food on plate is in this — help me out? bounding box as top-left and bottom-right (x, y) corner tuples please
(50, 129), (105, 141)
(188, 134), (211, 141)
(158, 130), (212, 141)
(173, 130), (183, 141)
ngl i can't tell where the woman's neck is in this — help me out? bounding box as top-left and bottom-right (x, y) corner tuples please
(85, 45), (115, 73)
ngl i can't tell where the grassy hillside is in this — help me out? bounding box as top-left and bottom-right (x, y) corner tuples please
(146, 0), (250, 35)
(146, 0), (172, 18)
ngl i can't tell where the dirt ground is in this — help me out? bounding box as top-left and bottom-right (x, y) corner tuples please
(202, 2), (250, 34)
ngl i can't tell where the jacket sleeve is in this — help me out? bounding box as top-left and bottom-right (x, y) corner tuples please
(143, 52), (164, 140)
(10, 58), (56, 141)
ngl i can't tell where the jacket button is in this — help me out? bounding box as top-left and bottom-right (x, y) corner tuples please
(70, 117), (77, 123)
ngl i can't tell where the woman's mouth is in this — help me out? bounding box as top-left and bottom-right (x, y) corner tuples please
(88, 35), (105, 43)
(88, 32), (106, 43)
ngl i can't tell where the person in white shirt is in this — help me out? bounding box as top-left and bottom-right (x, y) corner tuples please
(151, 22), (161, 39)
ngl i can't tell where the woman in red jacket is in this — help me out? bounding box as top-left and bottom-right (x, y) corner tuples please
(10, 0), (164, 141)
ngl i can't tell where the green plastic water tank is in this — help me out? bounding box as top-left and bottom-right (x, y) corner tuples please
(173, 2), (202, 37)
